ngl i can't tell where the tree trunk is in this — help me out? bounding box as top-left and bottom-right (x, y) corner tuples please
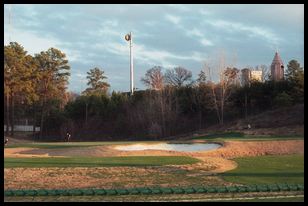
(39, 101), (45, 140)
(211, 86), (221, 124)
(6, 93), (10, 135)
(33, 105), (36, 136)
(85, 102), (88, 128)
(10, 93), (15, 137)
(160, 90), (166, 137)
(221, 100), (224, 125)
(245, 92), (248, 119)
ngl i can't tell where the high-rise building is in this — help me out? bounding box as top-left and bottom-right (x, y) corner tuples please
(251, 70), (263, 82)
(241, 68), (263, 86)
(241, 68), (251, 86)
(271, 52), (284, 81)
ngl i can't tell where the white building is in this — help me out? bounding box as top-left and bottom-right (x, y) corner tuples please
(250, 70), (263, 82)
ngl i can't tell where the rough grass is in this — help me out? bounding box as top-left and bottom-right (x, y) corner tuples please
(222, 154), (304, 185)
(4, 156), (200, 168)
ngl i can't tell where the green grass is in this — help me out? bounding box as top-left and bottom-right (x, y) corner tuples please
(222, 154), (304, 185)
(4, 156), (200, 168)
(194, 132), (303, 141)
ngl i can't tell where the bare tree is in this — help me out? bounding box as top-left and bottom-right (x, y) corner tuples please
(164, 66), (192, 87)
(206, 51), (239, 125)
(141, 66), (164, 90)
(259, 64), (270, 81)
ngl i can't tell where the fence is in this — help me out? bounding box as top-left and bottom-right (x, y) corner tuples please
(4, 183), (304, 197)
(4, 125), (40, 132)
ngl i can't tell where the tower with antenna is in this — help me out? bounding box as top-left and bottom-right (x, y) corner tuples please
(125, 32), (134, 95)
(270, 50), (284, 81)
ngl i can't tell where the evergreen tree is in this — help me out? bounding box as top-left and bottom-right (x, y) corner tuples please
(83, 67), (110, 96)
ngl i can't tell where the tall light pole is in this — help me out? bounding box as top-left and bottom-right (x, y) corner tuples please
(125, 32), (134, 95)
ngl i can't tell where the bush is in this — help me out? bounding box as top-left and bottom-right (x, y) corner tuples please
(138, 188), (152, 195)
(269, 184), (280, 192)
(23, 190), (37, 196)
(216, 186), (228, 193)
(277, 183), (290, 191)
(206, 187), (217, 193)
(127, 188), (140, 195)
(194, 186), (207, 193)
(161, 188), (173, 194)
(226, 186), (238, 193)
(256, 185), (270, 192)
(274, 92), (293, 107)
(94, 189), (106, 195)
(68, 189), (83, 196)
(297, 184), (304, 191)
(171, 187), (185, 194)
(183, 187), (196, 194)
(116, 189), (129, 195)
(36, 189), (48, 196)
(4, 190), (13, 196)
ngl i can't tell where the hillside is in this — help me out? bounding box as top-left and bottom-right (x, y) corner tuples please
(225, 104), (304, 136)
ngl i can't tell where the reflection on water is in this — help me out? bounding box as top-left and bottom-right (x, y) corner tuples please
(115, 143), (221, 152)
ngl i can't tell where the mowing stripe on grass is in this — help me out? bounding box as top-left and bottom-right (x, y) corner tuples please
(222, 154), (304, 185)
(4, 156), (200, 168)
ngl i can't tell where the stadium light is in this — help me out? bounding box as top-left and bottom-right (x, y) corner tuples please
(125, 32), (134, 95)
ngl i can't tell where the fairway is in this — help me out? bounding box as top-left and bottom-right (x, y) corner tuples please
(222, 154), (304, 185)
(4, 156), (200, 168)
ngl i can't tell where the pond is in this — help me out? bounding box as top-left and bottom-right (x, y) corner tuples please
(114, 143), (221, 152)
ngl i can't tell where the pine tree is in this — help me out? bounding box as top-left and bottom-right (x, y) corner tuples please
(82, 67), (110, 96)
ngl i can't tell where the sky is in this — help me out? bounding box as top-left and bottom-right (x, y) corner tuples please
(4, 4), (304, 93)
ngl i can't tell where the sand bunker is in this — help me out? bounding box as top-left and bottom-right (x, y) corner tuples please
(114, 143), (221, 152)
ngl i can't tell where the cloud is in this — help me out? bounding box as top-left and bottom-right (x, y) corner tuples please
(186, 28), (203, 38)
(206, 19), (282, 45)
(200, 38), (214, 46)
(185, 28), (214, 47)
(165, 14), (181, 25)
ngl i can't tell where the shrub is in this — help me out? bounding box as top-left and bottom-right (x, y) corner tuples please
(105, 189), (117, 195)
(116, 189), (129, 195)
(94, 189), (106, 195)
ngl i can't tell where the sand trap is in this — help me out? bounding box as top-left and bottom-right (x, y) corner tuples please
(114, 143), (221, 152)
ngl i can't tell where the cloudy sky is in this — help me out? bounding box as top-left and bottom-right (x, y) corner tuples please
(4, 4), (304, 93)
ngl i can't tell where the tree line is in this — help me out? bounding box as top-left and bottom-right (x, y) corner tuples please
(4, 42), (304, 141)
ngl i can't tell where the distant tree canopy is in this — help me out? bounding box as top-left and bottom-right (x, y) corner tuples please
(285, 59), (304, 102)
(141, 66), (164, 90)
(164, 66), (193, 87)
(4, 42), (71, 138)
(82, 67), (110, 96)
(4, 41), (304, 140)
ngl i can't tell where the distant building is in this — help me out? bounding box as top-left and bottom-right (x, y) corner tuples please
(241, 68), (251, 86)
(251, 70), (263, 82)
(241, 68), (263, 86)
(271, 52), (284, 81)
